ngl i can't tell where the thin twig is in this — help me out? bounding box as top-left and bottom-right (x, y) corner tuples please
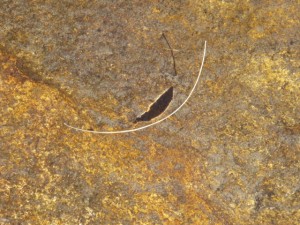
(64, 41), (207, 134)
(162, 33), (177, 76)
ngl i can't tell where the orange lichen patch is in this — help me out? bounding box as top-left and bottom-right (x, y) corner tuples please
(52, 127), (218, 223)
(239, 55), (300, 92)
(0, 51), (81, 223)
(247, 4), (298, 39)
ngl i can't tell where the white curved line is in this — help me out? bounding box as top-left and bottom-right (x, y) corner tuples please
(64, 41), (207, 134)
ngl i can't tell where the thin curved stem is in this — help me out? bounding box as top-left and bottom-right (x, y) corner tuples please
(162, 33), (177, 76)
(64, 41), (207, 134)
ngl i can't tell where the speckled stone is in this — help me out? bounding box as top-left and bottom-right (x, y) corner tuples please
(0, 0), (299, 224)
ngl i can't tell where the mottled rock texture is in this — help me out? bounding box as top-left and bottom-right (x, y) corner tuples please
(0, 0), (299, 224)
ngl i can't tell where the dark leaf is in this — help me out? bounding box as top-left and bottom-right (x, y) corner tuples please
(135, 87), (173, 123)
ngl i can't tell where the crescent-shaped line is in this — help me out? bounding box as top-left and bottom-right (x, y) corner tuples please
(64, 41), (207, 134)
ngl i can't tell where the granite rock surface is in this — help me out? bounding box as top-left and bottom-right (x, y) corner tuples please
(0, 0), (299, 224)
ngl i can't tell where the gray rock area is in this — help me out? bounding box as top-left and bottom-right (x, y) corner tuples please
(0, 0), (299, 224)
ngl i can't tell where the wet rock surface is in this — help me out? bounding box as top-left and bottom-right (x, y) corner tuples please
(1, 0), (299, 224)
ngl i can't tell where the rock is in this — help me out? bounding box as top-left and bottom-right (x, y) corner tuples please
(0, 0), (299, 224)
